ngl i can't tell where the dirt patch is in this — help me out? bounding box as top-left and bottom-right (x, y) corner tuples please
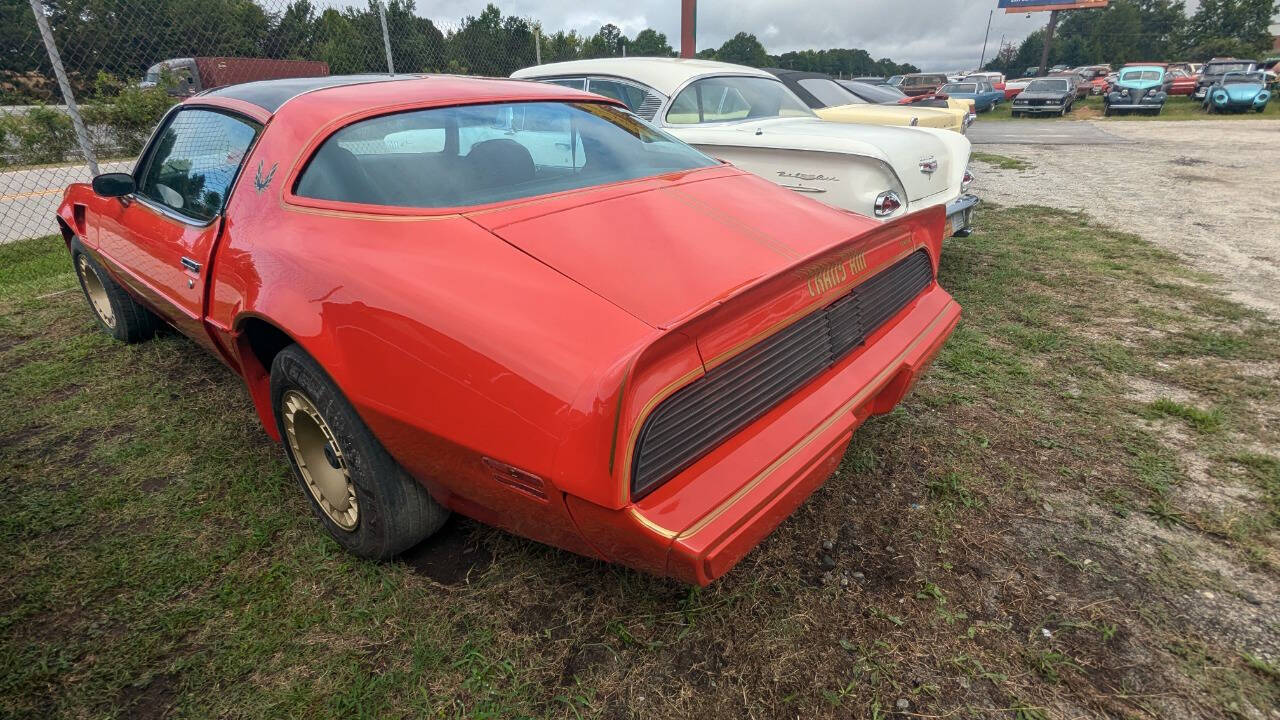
(115, 672), (179, 719)
(972, 118), (1280, 320)
(398, 517), (494, 585)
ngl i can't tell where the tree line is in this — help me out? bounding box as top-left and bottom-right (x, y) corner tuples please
(3, 0), (917, 92)
(983, 0), (1278, 76)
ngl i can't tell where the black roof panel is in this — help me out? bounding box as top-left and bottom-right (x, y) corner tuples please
(201, 74), (409, 113)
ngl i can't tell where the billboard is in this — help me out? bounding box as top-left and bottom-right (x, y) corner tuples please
(999, 0), (1108, 12)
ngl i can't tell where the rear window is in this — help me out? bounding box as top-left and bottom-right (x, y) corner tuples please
(294, 101), (716, 209)
(797, 78), (860, 106)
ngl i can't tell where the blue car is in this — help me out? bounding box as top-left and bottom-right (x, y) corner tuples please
(1104, 66), (1167, 116)
(939, 80), (1003, 113)
(1204, 71), (1272, 113)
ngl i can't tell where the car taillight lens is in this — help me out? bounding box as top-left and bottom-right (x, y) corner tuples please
(874, 191), (902, 217)
(961, 169), (974, 192)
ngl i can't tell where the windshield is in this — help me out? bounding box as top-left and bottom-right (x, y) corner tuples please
(1223, 72), (1265, 84)
(886, 75), (903, 86)
(941, 83), (977, 94)
(295, 101), (717, 209)
(797, 78), (861, 106)
(1121, 70), (1162, 82)
(1026, 79), (1069, 93)
(667, 76), (814, 124)
(1207, 62), (1254, 74)
(838, 80), (906, 103)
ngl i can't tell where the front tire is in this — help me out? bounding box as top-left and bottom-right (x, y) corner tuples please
(72, 246), (158, 343)
(270, 345), (449, 559)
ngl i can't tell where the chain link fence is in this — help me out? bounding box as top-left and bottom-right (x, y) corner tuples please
(2, 0), (554, 243)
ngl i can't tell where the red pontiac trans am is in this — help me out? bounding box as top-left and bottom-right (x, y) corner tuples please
(58, 75), (960, 585)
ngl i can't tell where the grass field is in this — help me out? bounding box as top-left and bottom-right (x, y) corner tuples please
(979, 94), (1279, 121)
(2, 207), (1278, 718)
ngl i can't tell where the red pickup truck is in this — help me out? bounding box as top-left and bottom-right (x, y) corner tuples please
(142, 57), (329, 96)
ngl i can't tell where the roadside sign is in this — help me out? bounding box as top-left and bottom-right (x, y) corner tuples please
(999, 0), (1108, 12)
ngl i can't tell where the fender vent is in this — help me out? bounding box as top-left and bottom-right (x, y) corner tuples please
(631, 249), (934, 499)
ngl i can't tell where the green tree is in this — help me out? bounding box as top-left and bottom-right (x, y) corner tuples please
(539, 29), (582, 63)
(629, 28), (674, 57)
(715, 32), (769, 67)
(582, 23), (625, 58)
(1189, 0), (1277, 58)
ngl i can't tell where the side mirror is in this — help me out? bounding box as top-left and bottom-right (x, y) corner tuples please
(92, 173), (136, 198)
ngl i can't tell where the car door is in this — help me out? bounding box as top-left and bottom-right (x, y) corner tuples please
(96, 107), (259, 348)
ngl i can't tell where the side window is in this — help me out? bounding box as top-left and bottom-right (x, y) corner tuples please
(588, 79), (644, 110)
(137, 109), (259, 222)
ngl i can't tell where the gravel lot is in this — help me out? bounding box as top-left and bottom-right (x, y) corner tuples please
(972, 118), (1280, 320)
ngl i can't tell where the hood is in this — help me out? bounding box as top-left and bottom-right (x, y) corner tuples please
(1222, 83), (1265, 101)
(471, 171), (880, 328)
(670, 117), (967, 203)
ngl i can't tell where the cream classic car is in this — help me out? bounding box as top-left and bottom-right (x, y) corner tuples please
(511, 58), (979, 236)
(765, 68), (970, 134)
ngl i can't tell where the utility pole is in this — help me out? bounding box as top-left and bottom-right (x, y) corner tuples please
(978, 9), (993, 70)
(680, 0), (696, 58)
(376, 0), (395, 74)
(27, 0), (97, 175)
(1037, 9), (1059, 77)
(534, 26), (541, 65)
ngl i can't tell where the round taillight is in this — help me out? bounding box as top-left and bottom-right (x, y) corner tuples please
(874, 191), (902, 217)
(962, 169), (975, 192)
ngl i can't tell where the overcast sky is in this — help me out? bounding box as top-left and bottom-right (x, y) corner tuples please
(414, 1), (1077, 71)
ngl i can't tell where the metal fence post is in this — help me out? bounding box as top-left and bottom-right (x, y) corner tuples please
(377, 1), (395, 74)
(534, 27), (541, 65)
(27, 0), (99, 175)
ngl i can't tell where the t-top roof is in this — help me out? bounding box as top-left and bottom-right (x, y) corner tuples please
(200, 74), (409, 112)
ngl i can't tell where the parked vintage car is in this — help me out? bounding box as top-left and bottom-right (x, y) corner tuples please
(1104, 66), (1168, 116)
(898, 73), (950, 96)
(1074, 65), (1111, 94)
(1050, 71), (1090, 99)
(1166, 69), (1197, 96)
(834, 79), (975, 122)
(763, 69), (968, 134)
(58, 74), (961, 586)
(1203, 71), (1272, 113)
(965, 71), (1006, 91)
(1194, 57), (1258, 100)
(1010, 77), (1075, 116)
(512, 59), (978, 236)
(1002, 77), (1033, 99)
(938, 80), (1003, 112)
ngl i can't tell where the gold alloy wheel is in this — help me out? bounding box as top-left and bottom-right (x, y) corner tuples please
(282, 389), (359, 531)
(77, 255), (115, 329)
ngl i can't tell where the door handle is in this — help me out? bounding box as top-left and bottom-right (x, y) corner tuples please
(180, 257), (201, 274)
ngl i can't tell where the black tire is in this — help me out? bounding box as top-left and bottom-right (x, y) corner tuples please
(1011, 110), (1019, 118)
(1103, 105), (1112, 117)
(270, 344), (448, 559)
(71, 243), (159, 343)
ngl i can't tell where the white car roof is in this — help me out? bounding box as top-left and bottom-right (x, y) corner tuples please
(511, 57), (775, 96)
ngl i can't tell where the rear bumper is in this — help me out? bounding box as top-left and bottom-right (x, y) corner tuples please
(566, 286), (960, 585)
(945, 194), (979, 237)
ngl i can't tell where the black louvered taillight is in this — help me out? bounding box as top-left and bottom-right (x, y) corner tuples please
(631, 249), (933, 499)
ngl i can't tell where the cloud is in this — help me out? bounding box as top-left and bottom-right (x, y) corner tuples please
(411, 0), (1052, 70)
